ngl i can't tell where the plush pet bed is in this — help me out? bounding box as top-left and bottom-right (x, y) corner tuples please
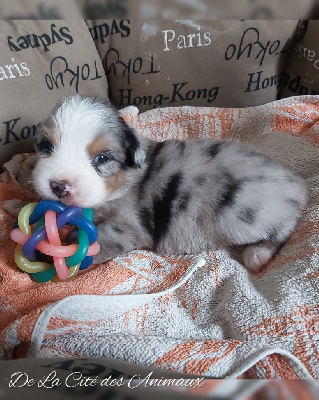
(0, 96), (318, 379)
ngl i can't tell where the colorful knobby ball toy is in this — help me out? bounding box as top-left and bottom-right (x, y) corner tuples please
(11, 201), (100, 283)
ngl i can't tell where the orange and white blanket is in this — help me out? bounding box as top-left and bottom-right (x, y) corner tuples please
(0, 96), (318, 379)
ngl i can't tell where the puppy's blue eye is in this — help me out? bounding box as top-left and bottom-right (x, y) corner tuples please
(37, 140), (54, 155)
(94, 155), (108, 164)
(94, 153), (112, 165)
(93, 150), (115, 168)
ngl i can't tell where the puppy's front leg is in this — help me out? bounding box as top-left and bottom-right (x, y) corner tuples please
(92, 221), (139, 264)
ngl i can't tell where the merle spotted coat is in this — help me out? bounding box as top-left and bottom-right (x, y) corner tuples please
(6, 96), (308, 272)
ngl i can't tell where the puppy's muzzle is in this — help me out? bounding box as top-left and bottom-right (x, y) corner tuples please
(50, 180), (71, 199)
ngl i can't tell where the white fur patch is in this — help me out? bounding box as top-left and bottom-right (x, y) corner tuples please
(33, 96), (120, 208)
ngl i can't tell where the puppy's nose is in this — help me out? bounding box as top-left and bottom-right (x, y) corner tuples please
(50, 180), (71, 199)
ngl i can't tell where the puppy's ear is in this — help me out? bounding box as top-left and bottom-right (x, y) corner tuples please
(121, 121), (146, 169)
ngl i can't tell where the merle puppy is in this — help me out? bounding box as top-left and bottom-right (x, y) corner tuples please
(4, 95), (308, 272)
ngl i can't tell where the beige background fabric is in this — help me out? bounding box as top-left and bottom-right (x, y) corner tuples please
(0, 0), (82, 19)
(0, 20), (108, 168)
(129, 0), (316, 19)
(279, 20), (319, 99)
(87, 20), (299, 112)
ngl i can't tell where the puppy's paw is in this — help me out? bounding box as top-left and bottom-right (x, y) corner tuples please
(242, 241), (280, 272)
(2, 199), (28, 218)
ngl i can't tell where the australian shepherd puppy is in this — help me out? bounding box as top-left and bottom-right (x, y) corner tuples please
(4, 95), (308, 272)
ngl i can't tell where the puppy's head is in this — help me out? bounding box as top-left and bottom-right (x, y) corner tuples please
(33, 95), (145, 208)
